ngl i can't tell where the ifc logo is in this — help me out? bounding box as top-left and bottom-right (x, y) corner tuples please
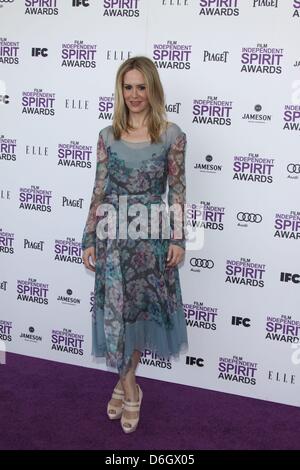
(186, 356), (204, 367)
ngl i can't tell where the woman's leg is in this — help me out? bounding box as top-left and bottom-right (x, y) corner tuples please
(108, 350), (141, 416)
(120, 350), (142, 427)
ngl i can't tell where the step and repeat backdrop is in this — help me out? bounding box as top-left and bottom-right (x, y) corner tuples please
(1, 0), (300, 407)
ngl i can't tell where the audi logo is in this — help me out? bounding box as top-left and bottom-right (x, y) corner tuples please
(237, 212), (262, 223)
(190, 258), (214, 268)
(287, 164), (300, 174)
(0, 0), (14, 3)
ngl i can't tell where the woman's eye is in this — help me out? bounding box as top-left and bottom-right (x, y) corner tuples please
(124, 85), (132, 90)
(139, 86), (146, 90)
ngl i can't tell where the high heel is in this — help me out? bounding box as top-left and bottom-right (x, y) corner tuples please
(121, 384), (143, 433)
(107, 386), (125, 420)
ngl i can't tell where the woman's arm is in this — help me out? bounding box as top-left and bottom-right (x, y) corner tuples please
(167, 128), (187, 251)
(82, 130), (108, 251)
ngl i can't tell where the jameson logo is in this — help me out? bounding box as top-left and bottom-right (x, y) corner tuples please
(241, 44), (284, 74)
(57, 289), (80, 306)
(218, 356), (258, 385)
(20, 327), (42, 343)
(98, 95), (114, 120)
(199, 0), (240, 16)
(139, 350), (171, 369)
(225, 258), (266, 287)
(51, 328), (84, 355)
(22, 89), (55, 116)
(0, 38), (20, 64)
(184, 301), (218, 330)
(274, 211), (300, 239)
(233, 153), (274, 183)
(17, 278), (49, 304)
(102, 0), (140, 17)
(61, 40), (97, 68)
(153, 40), (192, 70)
(25, 0), (59, 15)
(192, 96), (232, 125)
(242, 104), (272, 124)
(0, 136), (16, 161)
(54, 237), (82, 263)
(58, 141), (92, 168)
(266, 315), (300, 343)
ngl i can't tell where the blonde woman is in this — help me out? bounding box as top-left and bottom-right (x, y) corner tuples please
(82, 56), (188, 433)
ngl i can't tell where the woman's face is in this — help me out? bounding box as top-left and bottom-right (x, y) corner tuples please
(122, 69), (150, 115)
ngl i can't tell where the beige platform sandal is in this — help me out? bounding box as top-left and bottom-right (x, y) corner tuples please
(120, 384), (143, 434)
(107, 386), (125, 420)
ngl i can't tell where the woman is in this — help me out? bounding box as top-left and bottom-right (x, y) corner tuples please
(82, 56), (188, 433)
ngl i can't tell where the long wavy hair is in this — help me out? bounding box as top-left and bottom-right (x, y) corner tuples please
(112, 56), (168, 143)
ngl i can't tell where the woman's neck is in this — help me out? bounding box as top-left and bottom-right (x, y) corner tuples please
(128, 111), (148, 130)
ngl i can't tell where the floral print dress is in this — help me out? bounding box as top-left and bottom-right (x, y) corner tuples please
(82, 123), (188, 375)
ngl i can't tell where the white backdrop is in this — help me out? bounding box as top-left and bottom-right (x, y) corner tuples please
(1, 0), (300, 407)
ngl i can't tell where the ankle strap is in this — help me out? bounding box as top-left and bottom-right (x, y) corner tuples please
(112, 389), (124, 400)
(123, 400), (140, 410)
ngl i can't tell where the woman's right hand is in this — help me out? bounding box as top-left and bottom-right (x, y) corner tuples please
(82, 246), (96, 272)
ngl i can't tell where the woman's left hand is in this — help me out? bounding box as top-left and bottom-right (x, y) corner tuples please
(166, 244), (185, 268)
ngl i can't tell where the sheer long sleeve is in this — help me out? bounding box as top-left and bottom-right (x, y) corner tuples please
(82, 130), (108, 250)
(167, 129), (187, 250)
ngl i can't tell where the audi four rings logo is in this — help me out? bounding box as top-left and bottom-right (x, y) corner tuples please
(0, 0), (14, 3)
(190, 258), (214, 268)
(237, 212), (262, 223)
(287, 164), (300, 174)
(236, 212), (262, 224)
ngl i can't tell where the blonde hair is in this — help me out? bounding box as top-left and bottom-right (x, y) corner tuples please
(112, 56), (168, 143)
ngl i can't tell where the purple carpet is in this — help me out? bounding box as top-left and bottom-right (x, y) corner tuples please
(0, 353), (299, 450)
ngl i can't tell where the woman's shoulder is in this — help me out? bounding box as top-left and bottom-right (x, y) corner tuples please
(99, 125), (114, 146)
(164, 121), (186, 146)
